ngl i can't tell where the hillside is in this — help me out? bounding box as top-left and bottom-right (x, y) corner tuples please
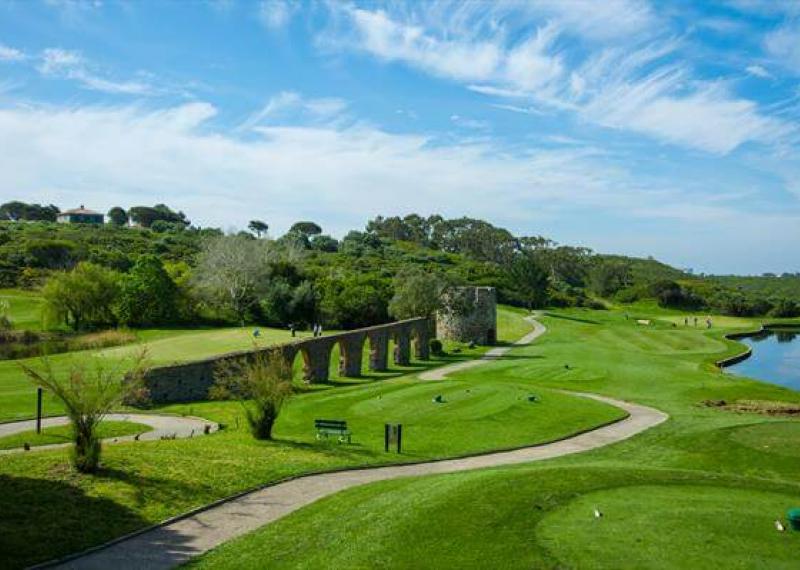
(1, 204), (799, 330)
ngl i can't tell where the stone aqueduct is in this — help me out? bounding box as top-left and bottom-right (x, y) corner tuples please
(139, 317), (432, 404)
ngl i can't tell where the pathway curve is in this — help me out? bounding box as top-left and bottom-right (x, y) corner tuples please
(47, 317), (668, 570)
(0, 413), (218, 455)
(419, 314), (546, 381)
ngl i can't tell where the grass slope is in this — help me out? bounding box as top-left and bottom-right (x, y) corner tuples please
(190, 305), (800, 570)
(0, 307), (628, 568)
(0, 289), (43, 330)
(0, 326), (305, 422)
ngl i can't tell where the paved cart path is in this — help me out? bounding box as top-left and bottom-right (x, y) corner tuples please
(419, 315), (546, 381)
(48, 317), (668, 570)
(0, 413), (218, 455)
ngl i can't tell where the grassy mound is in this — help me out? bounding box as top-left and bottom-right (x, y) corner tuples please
(537, 484), (799, 569)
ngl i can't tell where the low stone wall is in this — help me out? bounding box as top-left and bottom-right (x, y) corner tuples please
(137, 317), (430, 404)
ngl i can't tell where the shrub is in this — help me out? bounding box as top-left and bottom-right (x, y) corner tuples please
(770, 298), (800, 318)
(211, 351), (293, 440)
(584, 299), (607, 310)
(429, 338), (444, 356)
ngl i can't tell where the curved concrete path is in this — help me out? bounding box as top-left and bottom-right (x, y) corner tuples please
(419, 314), (546, 381)
(0, 413), (218, 455)
(47, 318), (668, 570)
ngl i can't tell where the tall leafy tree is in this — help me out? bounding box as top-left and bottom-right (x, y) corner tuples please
(117, 255), (179, 326)
(128, 204), (189, 228)
(107, 207), (129, 227)
(41, 263), (120, 330)
(289, 221), (323, 236)
(248, 220), (269, 238)
(0, 201), (59, 222)
(388, 267), (447, 320)
(505, 253), (550, 310)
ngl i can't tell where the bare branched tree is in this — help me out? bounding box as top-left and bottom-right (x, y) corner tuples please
(192, 235), (278, 325)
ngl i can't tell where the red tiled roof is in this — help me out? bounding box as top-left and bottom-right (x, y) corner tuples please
(59, 207), (102, 216)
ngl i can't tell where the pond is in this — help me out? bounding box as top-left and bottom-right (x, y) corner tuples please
(726, 329), (800, 391)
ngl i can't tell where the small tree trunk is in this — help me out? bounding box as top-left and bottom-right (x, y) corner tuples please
(72, 420), (101, 473)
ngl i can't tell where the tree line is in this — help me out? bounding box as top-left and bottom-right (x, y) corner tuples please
(2, 208), (799, 331)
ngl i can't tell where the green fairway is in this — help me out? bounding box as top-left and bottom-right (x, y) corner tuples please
(0, 289), (43, 330)
(276, 380), (623, 460)
(0, 420), (151, 451)
(0, 306), (633, 568)
(0, 325), (306, 422)
(189, 306), (800, 570)
(537, 484), (799, 569)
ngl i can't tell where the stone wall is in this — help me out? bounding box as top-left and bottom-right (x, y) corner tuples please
(436, 286), (497, 345)
(136, 317), (431, 404)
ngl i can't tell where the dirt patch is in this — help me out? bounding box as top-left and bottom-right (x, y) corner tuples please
(702, 399), (800, 416)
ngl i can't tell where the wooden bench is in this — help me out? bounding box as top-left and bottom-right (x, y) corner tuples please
(314, 419), (351, 444)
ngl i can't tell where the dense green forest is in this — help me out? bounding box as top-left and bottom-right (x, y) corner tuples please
(1, 202), (798, 332)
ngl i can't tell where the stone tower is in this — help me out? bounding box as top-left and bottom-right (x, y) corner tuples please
(436, 286), (497, 345)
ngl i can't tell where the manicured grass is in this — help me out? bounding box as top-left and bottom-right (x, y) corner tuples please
(276, 380), (622, 460)
(0, 421), (151, 450)
(0, 307), (526, 422)
(0, 306), (625, 568)
(0, 288), (43, 330)
(537, 484), (799, 569)
(190, 306), (800, 570)
(194, 466), (800, 570)
(0, 325), (306, 422)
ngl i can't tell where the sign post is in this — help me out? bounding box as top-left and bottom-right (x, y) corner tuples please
(36, 387), (43, 434)
(384, 423), (403, 454)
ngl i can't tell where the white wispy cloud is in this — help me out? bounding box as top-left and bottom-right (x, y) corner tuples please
(764, 22), (800, 73)
(450, 114), (489, 130)
(0, 44), (26, 62)
(0, 97), (796, 271)
(746, 64), (772, 78)
(323, 3), (791, 155)
(37, 48), (154, 95)
(526, 0), (657, 41)
(0, 99), (736, 232)
(237, 91), (348, 132)
(258, 0), (297, 30)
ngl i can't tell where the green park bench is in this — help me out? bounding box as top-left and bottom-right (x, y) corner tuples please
(314, 419), (352, 444)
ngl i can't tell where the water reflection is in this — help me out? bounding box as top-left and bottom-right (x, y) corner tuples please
(728, 329), (800, 390)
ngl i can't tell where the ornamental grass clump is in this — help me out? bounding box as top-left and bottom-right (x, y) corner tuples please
(211, 351), (293, 440)
(19, 353), (148, 473)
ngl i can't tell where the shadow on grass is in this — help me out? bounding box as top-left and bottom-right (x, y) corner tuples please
(274, 438), (378, 460)
(544, 313), (601, 325)
(0, 474), (151, 569)
(93, 467), (216, 508)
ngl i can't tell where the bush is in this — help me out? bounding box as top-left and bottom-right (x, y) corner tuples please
(211, 351), (294, 440)
(429, 338), (444, 356)
(770, 298), (800, 318)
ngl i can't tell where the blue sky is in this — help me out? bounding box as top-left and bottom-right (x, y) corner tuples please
(1, 0), (799, 274)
